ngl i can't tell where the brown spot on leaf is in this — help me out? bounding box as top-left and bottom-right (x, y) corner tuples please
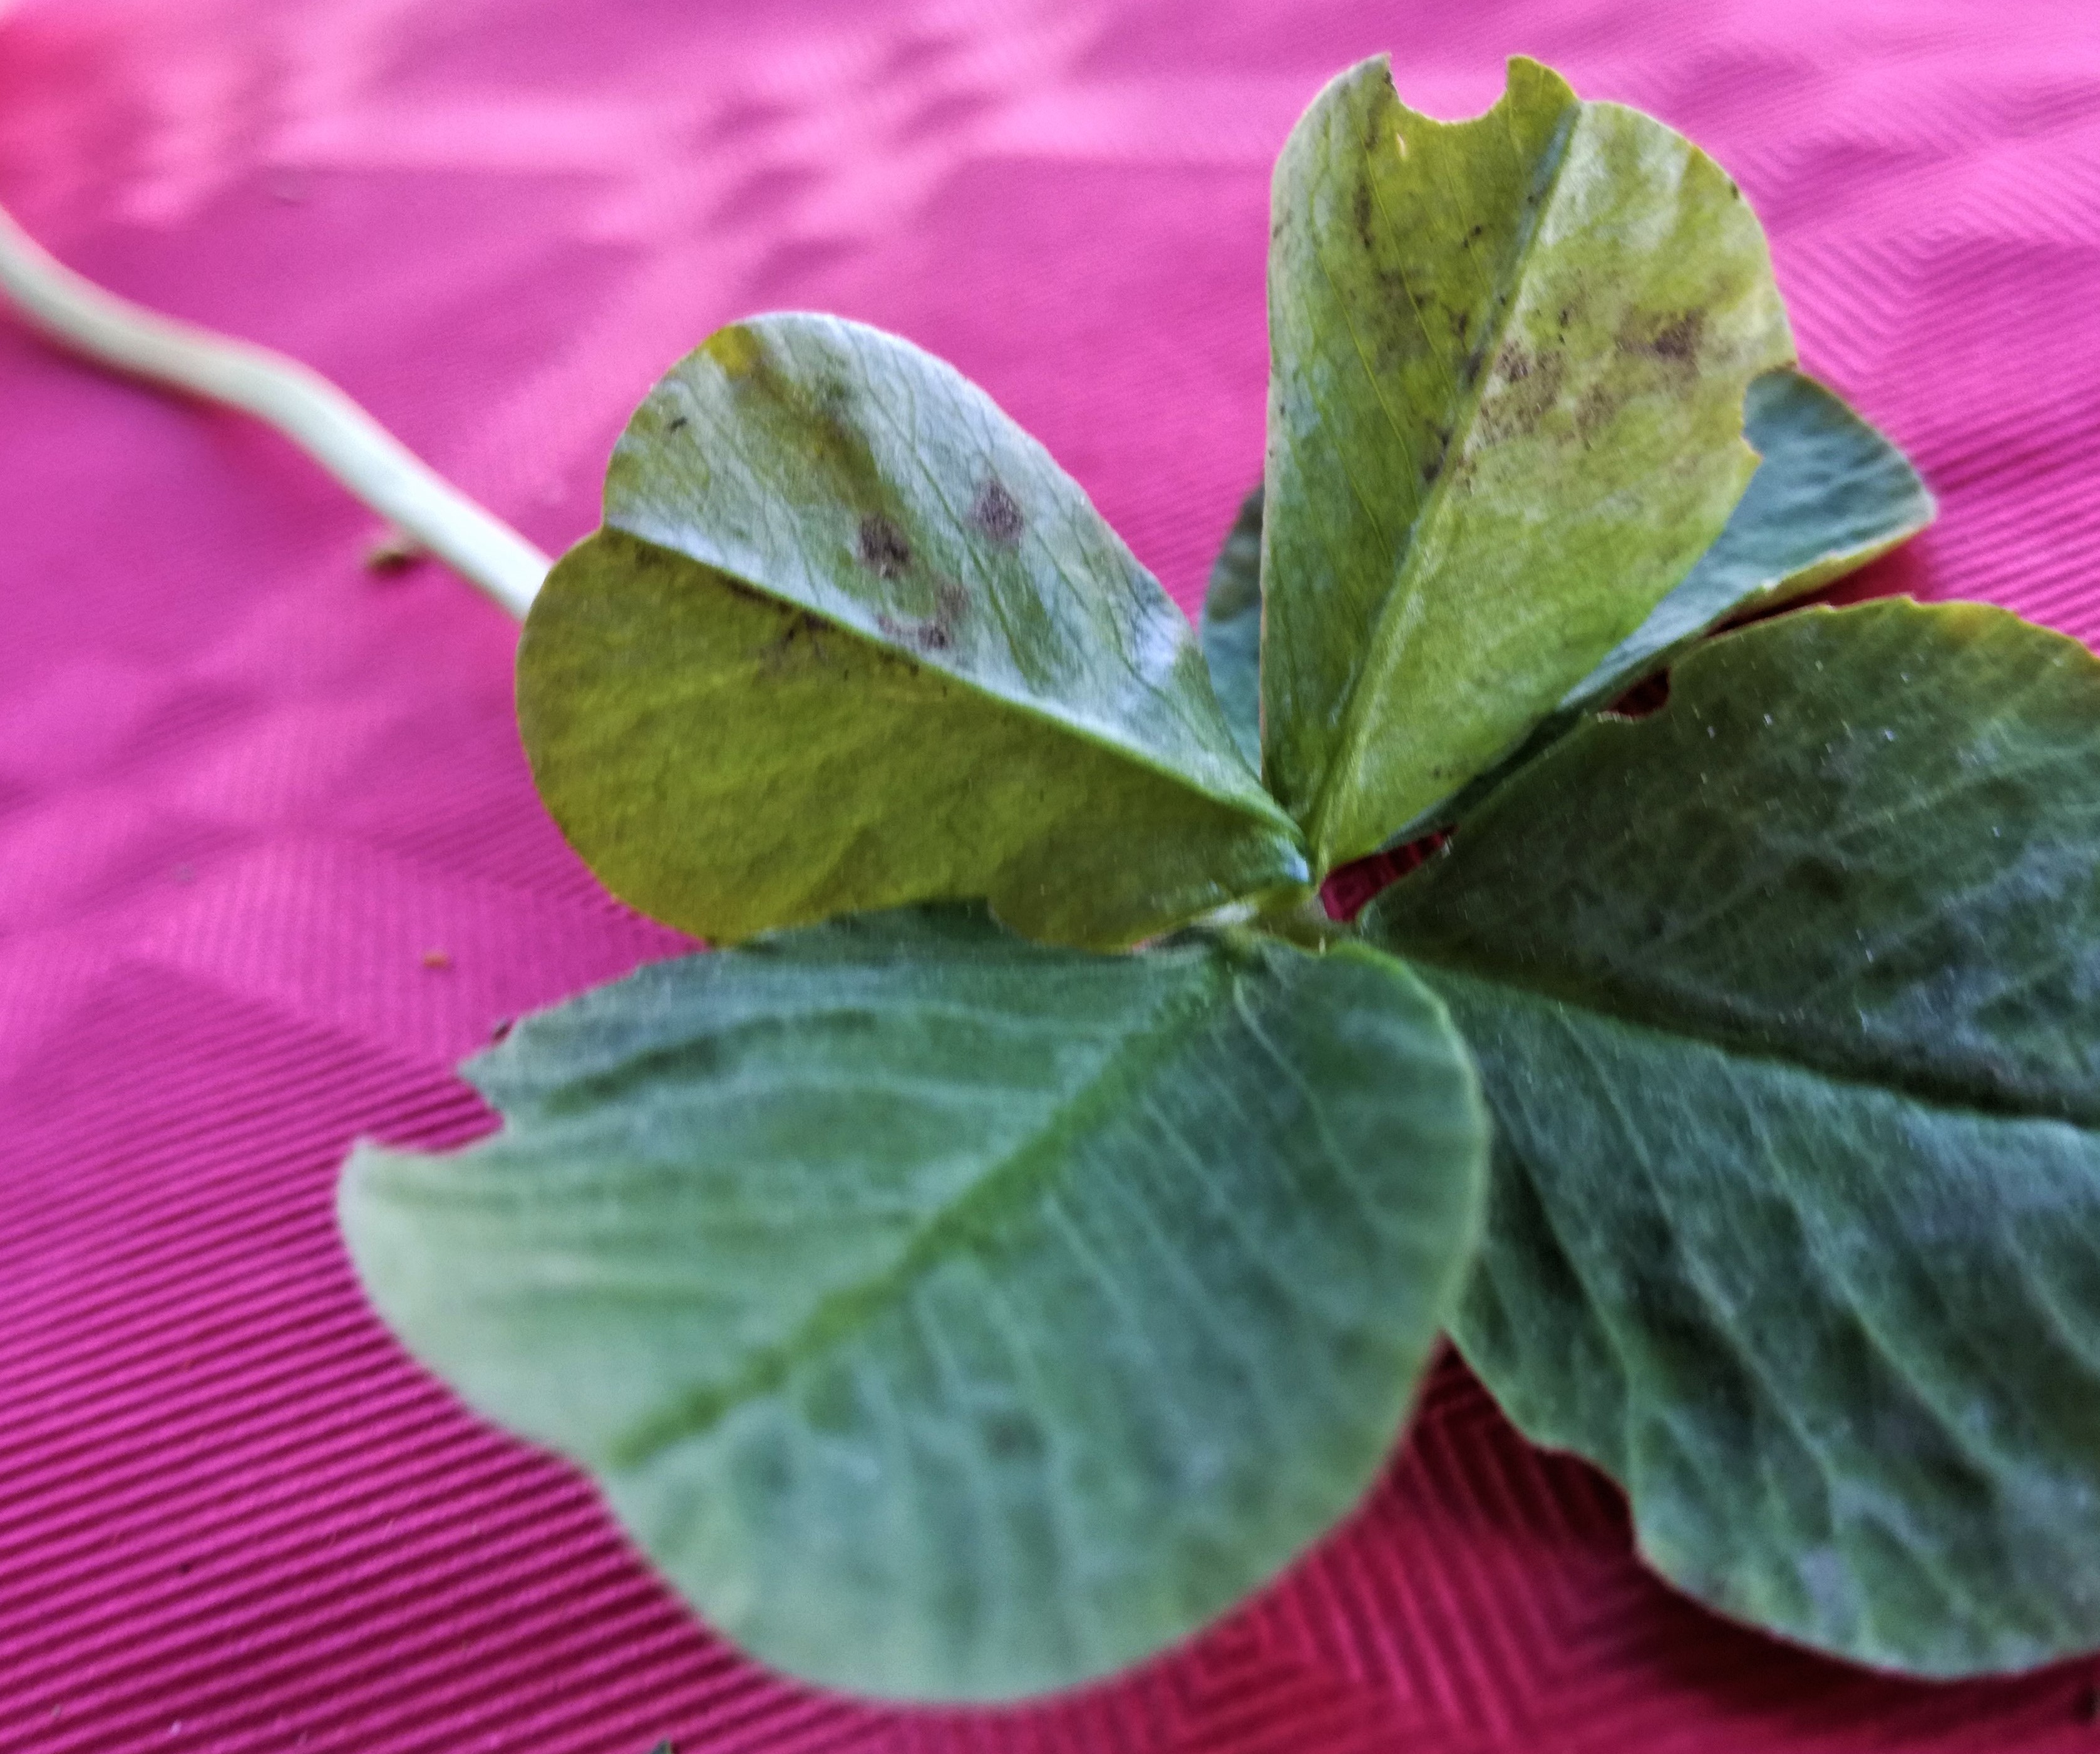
(969, 478), (1024, 545)
(857, 513), (913, 578)
(1481, 343), (1567, 441)
(1625, 309), (1707, 368)
(876, 597), (957, 656)
(1652, 311), (1705, 360)
(1575, 381), (1620, 443)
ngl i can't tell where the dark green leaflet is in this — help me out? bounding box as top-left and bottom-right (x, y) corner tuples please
(1365, 601), (2100, 1675)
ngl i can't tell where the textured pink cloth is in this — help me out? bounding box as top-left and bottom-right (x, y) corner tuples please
(4, 1), (2099, 1748)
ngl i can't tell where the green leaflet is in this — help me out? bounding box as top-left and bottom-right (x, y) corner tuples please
(1200, 372), (1932, 800)
(1364, 600), (2100, 1675)
(340, 907), (1486, 1701)
(519, 314), (1307, 951)
(1198, 485), (1265, 767)
(1261, 55), (1794, 870)
(1557, 367), (1935, 717)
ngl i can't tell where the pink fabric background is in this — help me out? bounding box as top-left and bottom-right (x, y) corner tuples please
(4, 1), (2099, 1748)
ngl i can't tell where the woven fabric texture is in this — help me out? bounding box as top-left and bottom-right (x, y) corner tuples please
(4, 0), (2099, 1748)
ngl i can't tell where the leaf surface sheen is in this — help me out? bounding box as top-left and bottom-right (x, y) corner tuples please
(1262, 54), (1794, 869)
(341, 906), (1486, 1701)
(519, 314), (1305, 951)
(1364, 599), (2100, 1676)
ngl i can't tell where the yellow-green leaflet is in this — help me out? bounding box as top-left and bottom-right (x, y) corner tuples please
(521, 315), (1307, 951)
(1261, 56), (1793, 870)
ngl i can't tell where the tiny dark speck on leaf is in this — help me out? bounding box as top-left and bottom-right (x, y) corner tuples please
(667, 416), (689, 432)
(970, 478), (1025, 545)
(857, 513), (913, 577)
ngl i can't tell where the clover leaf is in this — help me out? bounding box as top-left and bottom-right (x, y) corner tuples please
(342, 907), (1485, 1700)
(519, 314), (1307, 951)
(332, 49), (2100, 1706)
(1260, 56), (1794, 870)
(1364, 600), (2100, 1675)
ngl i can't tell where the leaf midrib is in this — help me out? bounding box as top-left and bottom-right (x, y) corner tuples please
(600, 951), (1246, 1469)
(1409, 952), (2099, 1133)
(607, 529), (1304, 850)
